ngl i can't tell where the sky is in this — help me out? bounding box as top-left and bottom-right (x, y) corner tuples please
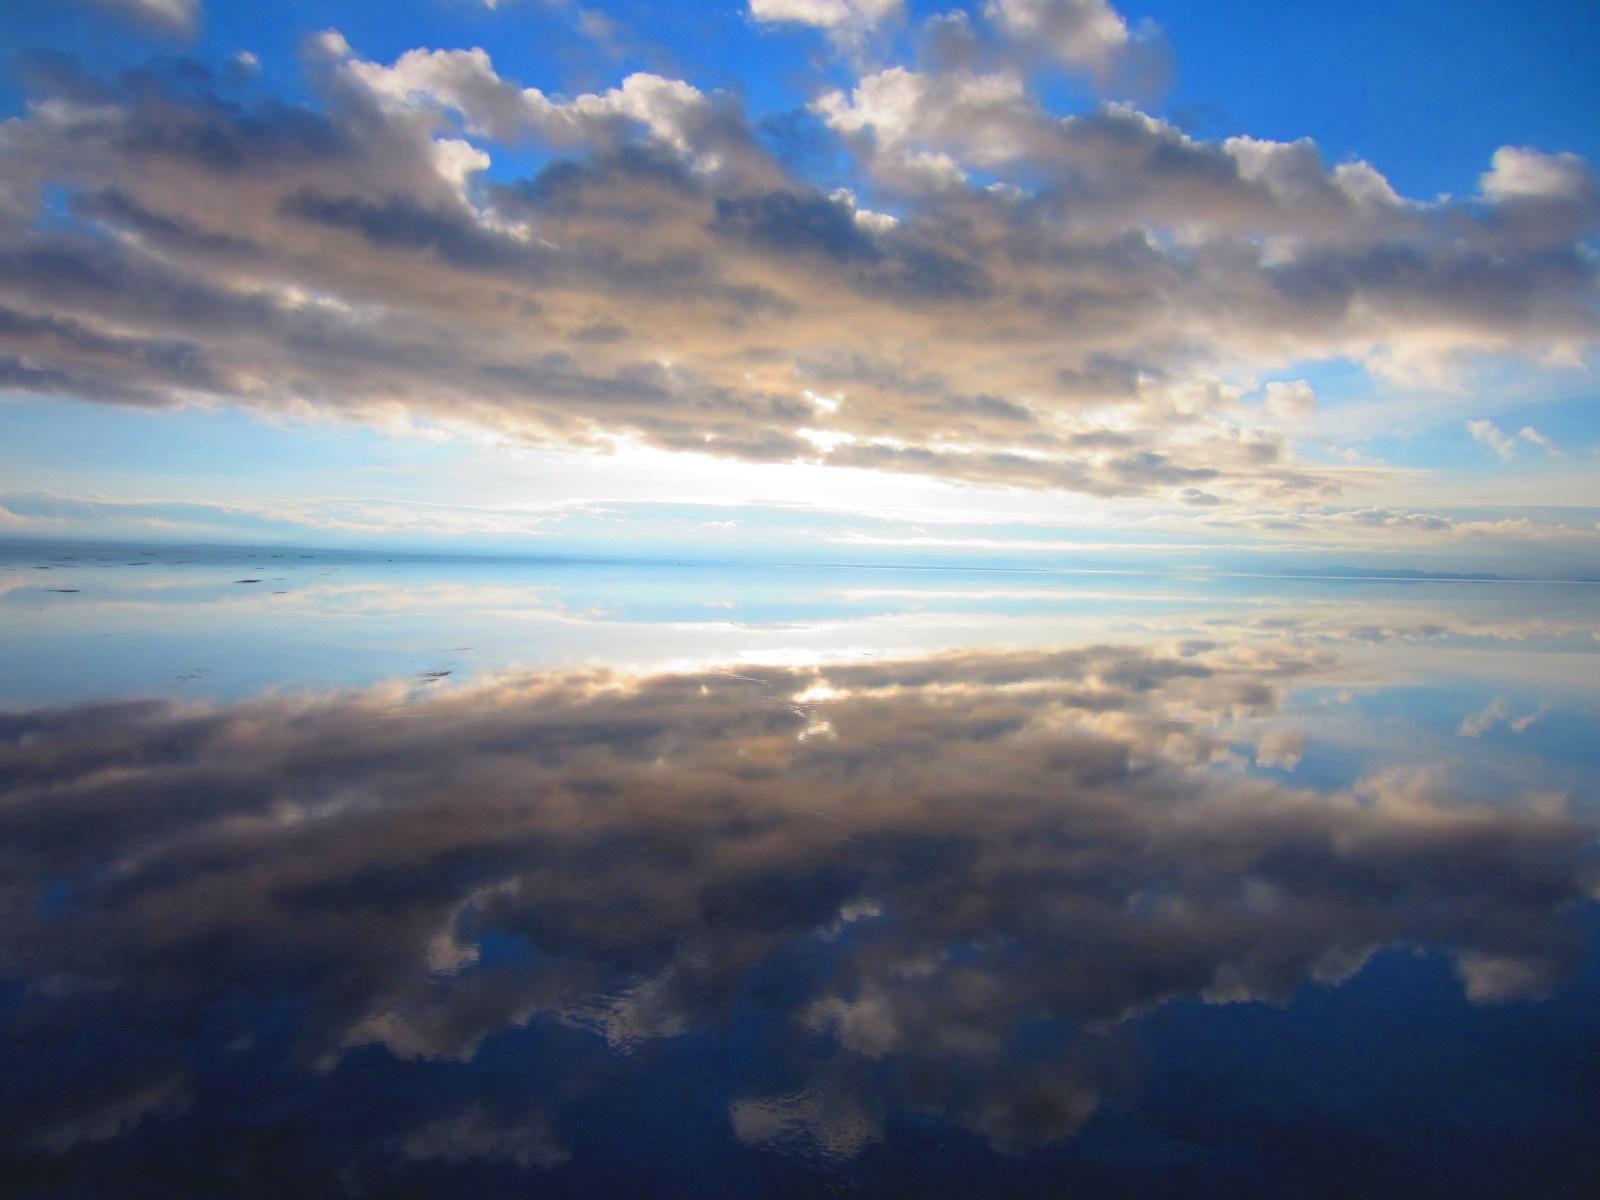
(0, 0), (1597, 573)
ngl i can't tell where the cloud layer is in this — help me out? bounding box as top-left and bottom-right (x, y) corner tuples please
(0, 5), (1593, 504)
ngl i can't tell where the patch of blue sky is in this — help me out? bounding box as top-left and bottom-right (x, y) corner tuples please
(1286, 367), (1600, 483)
(1268, 682), (1598, 807)
(1377, 399), (1599, 476)
(1253, 357), (1371, 404)
(0, 393), (463, 498)
(1132, 0), (1600, 200)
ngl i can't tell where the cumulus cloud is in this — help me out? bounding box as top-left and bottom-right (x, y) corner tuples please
(983, 0), (1132, 78)
(749, 0), (904, 61)
(1263, 379), (1316, 420)
(749, 0), (901, 33)
(1481, 146), (1597, 205)
(0, 641), (1592, 1158)
(0, 26), (1593, 503)
(1254, 725), (1304, 769)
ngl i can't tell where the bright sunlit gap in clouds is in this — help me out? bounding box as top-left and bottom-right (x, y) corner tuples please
(0, 0), (1597, 572)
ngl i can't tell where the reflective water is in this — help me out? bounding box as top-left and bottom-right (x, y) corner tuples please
(2, 544), (1598, 1197)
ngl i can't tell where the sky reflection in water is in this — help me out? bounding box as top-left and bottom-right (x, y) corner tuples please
(1, 547), (1598, 1197)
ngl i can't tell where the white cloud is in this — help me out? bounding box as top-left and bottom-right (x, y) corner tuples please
(1480, 146), (1596, 204)
(306, 28), (350, 59)
(749, 0), (901, 30)
(1457, 697), (1509, 738)
(1254, 727), (1304, 770)
(1467, 420), (1518, 461)
(341, 46), (769, 179)
(1458, 699), (1551, 739)
(1518, 425), (1559, 456)
(983, 0), (1131, 76)
(1263, 380), (1316, 420)
(748, 0), (902, 53)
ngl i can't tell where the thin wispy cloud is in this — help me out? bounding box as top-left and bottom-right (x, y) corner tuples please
(76, 0), (200, 37)
(1519, 425), (1560, 456)
(1468, 420), (1520, 461)
(1457, 697), (1553, 738)
(1468, 419), (1564, 461)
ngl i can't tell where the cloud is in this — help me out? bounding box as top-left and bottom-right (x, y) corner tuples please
(1458, 697), (1510, 737)
(749, 0), (901, 33)
(402, 1106), (569, 1169)
(1456, 951), (1568, 1004)
(983, 0), (1132, 78)
(20, 1071), (190, 1153)
(1254, 726), (1304, 769)
(1467, 419), (1519, 460)
(730, 1090), (882, 1160)
(1458, 697), (1552, 738)
(1264, 379), (1316, 420)
(1144, 503), (1600, 565)
(1510, 706), (1552, 734)
(749, 0), (904, 62)
(1481, 146), (1597, 206)
(76, 0), (200, 37)
(1518, 425), (1559, 456)
(12, 483), (1595, 563)
(0, 641), (1592, 1157)
(0, 490), (570, 541)
(0, 33), (1593, 503)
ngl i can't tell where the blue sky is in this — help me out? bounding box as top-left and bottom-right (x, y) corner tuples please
(0, 0), (1597, 572)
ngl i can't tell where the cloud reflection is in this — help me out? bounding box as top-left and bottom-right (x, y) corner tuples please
(0, 639), (1594, 1165)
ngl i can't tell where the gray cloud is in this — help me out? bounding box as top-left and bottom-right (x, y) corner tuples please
(402, 1105), (569, 1170)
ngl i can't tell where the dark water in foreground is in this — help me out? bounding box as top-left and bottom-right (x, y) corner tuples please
(2, 545), (1598, 1197)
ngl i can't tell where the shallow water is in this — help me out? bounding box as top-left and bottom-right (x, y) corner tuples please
(2, 543), (1598, 1197)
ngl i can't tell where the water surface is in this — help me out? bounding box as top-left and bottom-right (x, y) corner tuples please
(2, 544), (1597, 1196)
